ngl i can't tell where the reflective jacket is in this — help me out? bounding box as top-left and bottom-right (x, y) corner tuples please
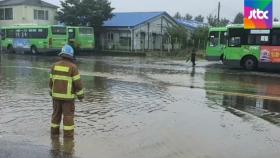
(49, 59), (84, 101)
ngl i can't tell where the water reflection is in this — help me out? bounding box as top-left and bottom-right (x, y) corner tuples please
(2, 54), (280, 157)
(50, 136), (75, 158)
(190, 67), (196, 77)
(205, 67), (280, 125)
(0, 54), (175, 137)
(205, 66), (280, 96)
(190, 67), (196, 88)
(221, 95), (280, 125)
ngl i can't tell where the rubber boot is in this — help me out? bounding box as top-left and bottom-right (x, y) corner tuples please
(51, 127), (60, 136)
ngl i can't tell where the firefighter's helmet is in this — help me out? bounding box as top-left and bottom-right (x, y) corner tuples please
(59, 44), (74, 59)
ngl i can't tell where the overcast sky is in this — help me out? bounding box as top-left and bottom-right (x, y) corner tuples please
(46, 0), (280, 21)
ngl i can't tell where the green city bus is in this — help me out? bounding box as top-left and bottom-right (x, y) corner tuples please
(223, 23), (280, 70)
(0, 25), (67, 54)
(67, 26), (95, 51)
(206, 27), (227, 61)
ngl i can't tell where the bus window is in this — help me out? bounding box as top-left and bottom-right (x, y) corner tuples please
(15, 29), (21, 38)
(259, 35), (269, 44)
(247, 35), (270, 45)
(229, 37), (241, 47)
(272, 29), (280, 46)
(209, 31), (219, 47)
(1, 29), (5, 40)
(6, 29), (15, 38)
(51, 26), (66, 35)
(12, 29), (28, 38)
(228, 28), (246, 47)
(272, 36), (280, 46)
(68, 28), (75, 39)
(220, 31), (227, 45)
(79, 27), (93, 35)
(28, 28), (48, 39)
(248, 35), (256, 45)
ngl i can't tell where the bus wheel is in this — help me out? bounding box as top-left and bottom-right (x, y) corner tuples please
(242, 57), (257, 71)
(7, 45), (15, 54)
(31, 46), (38, 55)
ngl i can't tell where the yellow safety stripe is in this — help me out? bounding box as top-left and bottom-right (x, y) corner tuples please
(64, 125), (75, 131)
(52, 74), (74, 99)
(54, 66), (69, 72)
(52, 75), (72, 81)
(76, 89), (84, 96)
(51, 123), (60, 128)
(50, 74), (53, 79)
(52, 93), (75, 99)
(73, 74), (81, 81)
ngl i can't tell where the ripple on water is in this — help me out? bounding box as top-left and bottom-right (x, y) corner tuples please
(0, 71), (176, 137)
(75, 78), (176, 136)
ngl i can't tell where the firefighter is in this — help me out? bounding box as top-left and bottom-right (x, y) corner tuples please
(49, 44), (84, 138)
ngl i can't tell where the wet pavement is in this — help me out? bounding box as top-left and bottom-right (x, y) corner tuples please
(1, 54), (280, 158)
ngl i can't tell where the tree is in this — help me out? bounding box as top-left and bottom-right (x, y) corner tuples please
(206, 14), (229, 27)
(194, 15), (204, 23)
(233, 12), (243, 24)
(192, 27), (209, 49)
(184, 13), (193, 20)
(174, 12), (182, 19)
(220, 18), (230, 26)
(57, 0), (114, 29)
(207, 14), (219, 27)
(57, 0), (81, 26)
(166, 25), (189, 49)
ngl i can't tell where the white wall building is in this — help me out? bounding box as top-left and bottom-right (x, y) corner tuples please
(100, 12), (180, 52)
(0, 0), (58, 26)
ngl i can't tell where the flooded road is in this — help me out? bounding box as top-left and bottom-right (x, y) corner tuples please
(1, 54), (280, 158)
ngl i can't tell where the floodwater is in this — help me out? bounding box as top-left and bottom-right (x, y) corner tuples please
(1, 54), (280, 158)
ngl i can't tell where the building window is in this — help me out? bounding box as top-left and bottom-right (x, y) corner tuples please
(0, 8), (13, 20)
(34, 9), (49, 20)
(38, 10), (44, 19)
(0, 8), (4, 20)
(34, 10), (37, 19)
(45, 11), (48, 20)
(5, 8), (13, 20)
(107, 32), (114, 42)
(120, 37), (131, 46)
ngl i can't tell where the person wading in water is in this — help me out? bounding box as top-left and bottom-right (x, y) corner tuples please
(49, 44), (84, 139)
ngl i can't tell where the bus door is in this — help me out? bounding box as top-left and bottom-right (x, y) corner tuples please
(68, 28), (76, 41)
(79, 27), (94, 49)
(207, 31), (220, 60)
(219, 31), (227, 59)
(51, 26), (67, 48)
(223, 28), (245, 61)
(68, 28), (76, 48)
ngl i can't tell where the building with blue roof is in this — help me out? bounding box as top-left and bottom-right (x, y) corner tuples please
(100, 11), (179, 52)
(176, 19), (208, 31)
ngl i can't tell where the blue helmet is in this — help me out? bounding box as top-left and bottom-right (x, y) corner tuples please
(59, 44), (74, 59)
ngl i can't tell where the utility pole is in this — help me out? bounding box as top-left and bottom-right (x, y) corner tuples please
(217, 1), (221, 25)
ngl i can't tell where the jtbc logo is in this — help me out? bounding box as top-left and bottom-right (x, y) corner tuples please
(248, 9), (269, 20)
